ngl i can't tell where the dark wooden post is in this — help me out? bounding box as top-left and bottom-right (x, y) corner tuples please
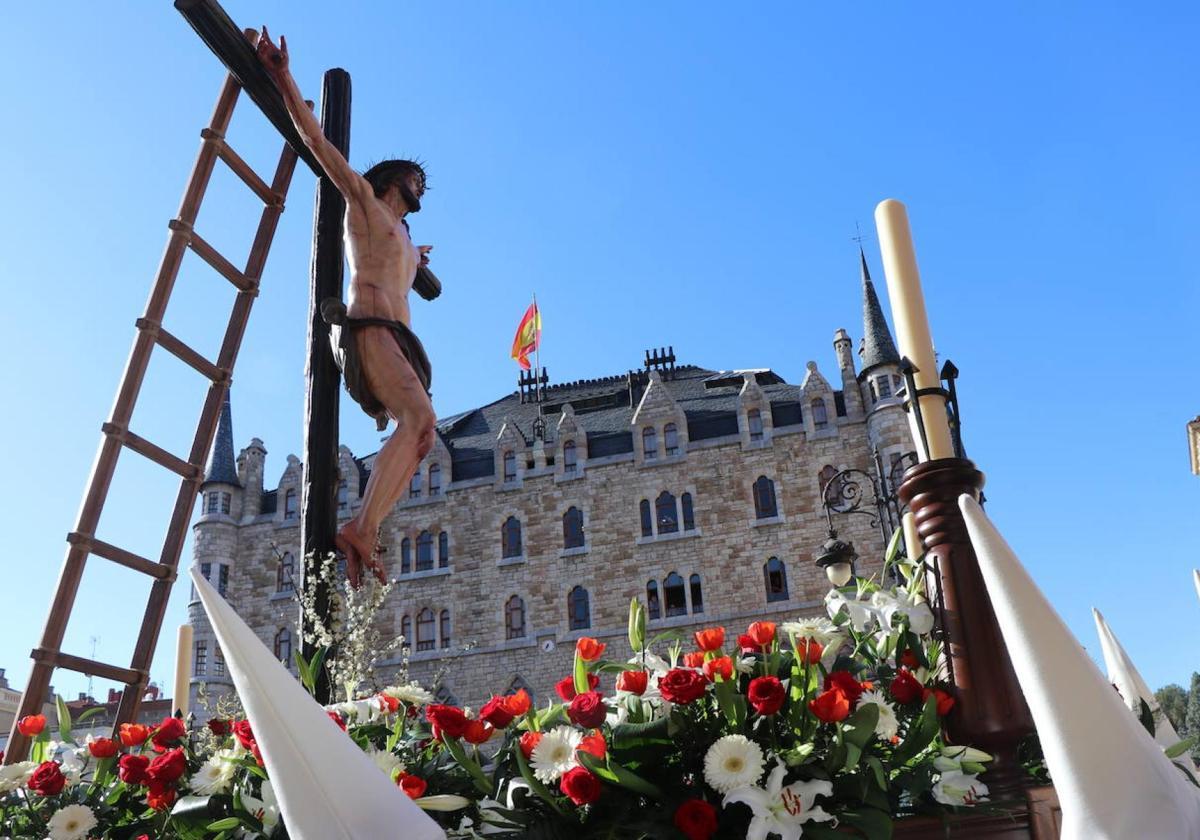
(299, 69), (350, 705)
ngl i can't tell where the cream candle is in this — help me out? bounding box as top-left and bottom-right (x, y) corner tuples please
(173, 624), (193, 720)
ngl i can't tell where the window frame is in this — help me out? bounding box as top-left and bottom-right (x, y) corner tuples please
(764, 557), (789, 602)
(642, 426), (658, 460)
(568, 586), (591, 630)
(663, 572), (687, 618)
(505, 595), (526, 640)
(753, 475), (779, 519)
(502, 516), (523, 559)
(664, 423), (679, 456)
(416, 608), (436, 652)
(563, 506), (585, 549)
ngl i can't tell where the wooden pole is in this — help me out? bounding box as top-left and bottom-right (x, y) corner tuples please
(299, 69), (350, 705)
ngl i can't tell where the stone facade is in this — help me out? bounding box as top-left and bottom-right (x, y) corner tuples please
(188, 266), (915, 717)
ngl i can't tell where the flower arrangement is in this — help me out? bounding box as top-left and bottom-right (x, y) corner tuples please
(0, 537), (1001, 839)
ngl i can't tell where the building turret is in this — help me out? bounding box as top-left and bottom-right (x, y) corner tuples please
(833, 328), (863, 420)
(856, 249), (911, 468)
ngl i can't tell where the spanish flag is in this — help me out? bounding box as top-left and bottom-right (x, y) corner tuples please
(511, 300), (542, 370)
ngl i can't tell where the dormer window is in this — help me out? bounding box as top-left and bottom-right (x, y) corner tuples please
(642, 427), (658, 460)
(563, 441), (577, 473)
(428, 464), (442, 496)
(284, 488), (297, 520)
(664, 423), (679, 456)
(747, 409), (764, 442)
(503, 451), (517, 483)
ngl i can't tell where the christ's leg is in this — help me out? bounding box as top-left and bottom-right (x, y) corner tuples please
(337, 326), (436, 586)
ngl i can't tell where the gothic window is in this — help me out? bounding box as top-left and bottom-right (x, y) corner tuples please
(642, 426), (657, 460)
(220, 492), (231, 514)
(401, 614), (412, 644)
(664, 423), (679, 456)
(274, 628), (292, 663)
(284, 488), (297, 520)
(401, 537), (412, 574)
(502, 516), (523, 559)
(748, 409), (764, 441)
(438, 531), (450, 568)
(507, 675), (535, 704)
(337, 480), (349, 511)
(639, 500), (653, 537)
(416, 531), (434, 572)
(877, 376), (892, 399)
(568, 586), (590, 630)
(213, 646), (224, 677)
(764, 557), (789, 602)
(681, 493), (695, 531)
(646, 580), (661, 620)
(194, 640), (207, 676)
(428, 464), (442, 496)
(689, 574), (704, 614)
(277, 552), (294, 593)
(503, 451), (517, 483)
(563, 441), (577, 473)
(753, 475), (778, 519)
(416, 608), (435, 651)
(506, 595), (526, 640)
(409, 471), (422, 500)
(811, 398), (829, 429)
(656, 491), (678, 534)
(563, 506), (585, 549)
(217, 564), (229, 597)
(664, 572), (687, 617)
(440, 610), (451, 649)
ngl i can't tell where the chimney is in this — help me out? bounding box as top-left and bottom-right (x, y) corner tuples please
(0, 667), (7, 689)
(144, 683), (160, 701)
(77, 692), (88, 702)
(108, 688), (121, 703)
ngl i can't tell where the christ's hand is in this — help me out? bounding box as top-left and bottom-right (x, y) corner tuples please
(418, 245), (432, 268)
(256, 26), (289, 80)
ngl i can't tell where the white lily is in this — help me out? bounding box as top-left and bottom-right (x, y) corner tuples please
(242, 778), (280, 830)
(931, 770), (988, 806)
(872, 590), (934, 635)
(416, 794), (473, 811)
(781, 616), (842, 647)
(724, 761), (835, 840)
(825, 589), (878, 632)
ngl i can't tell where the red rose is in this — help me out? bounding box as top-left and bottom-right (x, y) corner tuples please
(135, 836), (151, 840)
(207, 718), (231, 736)
(899, 649), (921, 669)
(693, 627), (725, 652)
(328, 711), (347, 731)
(578, 731), (606, 760)
(148, 748), (187, 784)
(426, 704), (469, 740)
(568, 691), (608, 729)
(503, 689), (532, 718)
(519, 730), (543, 759)
(152, 716), (187, 752)
(576, 637), (606, 662)
(119, 753), (151, 785)
(397, 772), (427, 799)
(480, 696), (516, 728)
(616, 670), (648, 695)
(146, 779), (176, 811)
(232, 719), (257, 750)
(88, 737), (119, 759)
(890, 669), (923, 705)
(27, 761), (65, 796)
(120, 722), (152, 747)
(746, 621), (776, 648)
(824, 671), (865, 705)
(809, 687), (851, 723)
(377, 694), (401, 715)
(17, 714), (46, 737)
(682, 651), (707, 669)
(463, 719), (495, 745)
(795, 638), (824, 665)
(674, 798), (719, 840)
(559, 765), (602, 806)
(658, 668), (708, 704)
(747, 676), (786, 715)
(923, 687), (956, 716)
(703, 656), (733, 683)
(556, 673), (599, 702)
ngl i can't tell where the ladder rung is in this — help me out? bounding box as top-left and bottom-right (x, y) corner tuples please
(32, 648), (143, 687)
(201, 128), (283, 206)
(66, 532), (174, 581)
(136, 318), (229, 384)
(102, 422), (203, 481)
(168, 220), (258, 293)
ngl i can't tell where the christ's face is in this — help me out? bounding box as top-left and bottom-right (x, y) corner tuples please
(406, 172), (425, 202)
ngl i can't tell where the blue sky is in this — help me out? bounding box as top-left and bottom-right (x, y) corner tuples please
(1, 2), (1197, 706)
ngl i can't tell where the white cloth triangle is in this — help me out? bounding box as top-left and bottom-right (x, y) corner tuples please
(1193, 570), (1200, 609)
(191, 567), (446, 840)
(959, 496), (1200, 839)
(1093, 608), (1198, 777)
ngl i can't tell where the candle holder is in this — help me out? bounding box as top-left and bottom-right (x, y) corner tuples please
(898, 357), (966, 461)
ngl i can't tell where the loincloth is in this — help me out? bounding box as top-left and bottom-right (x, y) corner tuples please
(321, 298), (433, 431)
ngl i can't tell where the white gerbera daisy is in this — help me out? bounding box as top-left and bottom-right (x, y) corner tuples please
(530, 726), (583, 783)
(0, 761), (36, 793)
(367, 748), (405, 781)
(781, 616), (841, 647)
(47, 803), (97, 840)
(703, 734), (765, 794)
(382, 683), (435, 706)
(858, 689), (899, 740)
(190, 754), (236, 796)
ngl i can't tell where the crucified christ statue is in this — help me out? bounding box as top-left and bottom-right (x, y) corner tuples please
(259, 28), (437, 588)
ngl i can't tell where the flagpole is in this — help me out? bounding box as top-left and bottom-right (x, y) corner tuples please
(533, 293), (542, 410)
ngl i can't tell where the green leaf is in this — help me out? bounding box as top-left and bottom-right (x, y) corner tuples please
(579, 752), (664, 800)
(885, 526), (904, 566)
(609, 717), (671, 751)
(841, 806), (894, 840)
(55, 694), (73, 742)
(1167, 737), (1197, 759)
(866, 755), (888, 790)
(206, 818), (242, 831)
(628, 598), (645, 653)
(441, 734), (492, 794)
(713, 678), (745, 727)
(841, 703), (879, 771)
(891, 696), (940, 765)
(573, 650), (590, 696)
(73, 706), (106, 726)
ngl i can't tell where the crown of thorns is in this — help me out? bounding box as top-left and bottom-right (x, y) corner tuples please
(362, 159), (427, 193)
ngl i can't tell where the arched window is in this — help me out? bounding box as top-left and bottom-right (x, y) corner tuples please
(642, 426), (658, 460)
(503, 451), (517, 483)
(753, 475), (778, 519)
(656, 491), (678, 534)
(639, 500), (653, 538)
(563, 440), (577, 473)
(401, 537), (412, 574)
(506, 595), (526, 640)
(689, 574), (704, 614)
(681, 493), (695, 531)
(274, 628), (292, 663)
(811, 398), (829, 429)
(440, 610), (451, 649)
(438, 531), (449, 568)
(337, 480), (349, 511)
(428, 464), (442, 496)
(416, 530), (434, 571)
(409, 470), (422, 500)
(568, 586), (591, 630)
(664, 423), (679, 456)
(416, 608), (435, 651)
(764, 557), (789, 602)
(284, 488), (297, 520)
(277, 552), (295, 593)
(401, 614), (412, 645)
(747, 409), (764, 441)
(563, 506), (585, 549)
(646, 580), (661, 620)
(502, 516), (523, 559)
(819, 465), (841, 507)
(664, 573), (687, 617)
(507, 675), (535, 704)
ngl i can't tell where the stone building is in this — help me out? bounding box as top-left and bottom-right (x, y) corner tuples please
(187, 255), (915, 716)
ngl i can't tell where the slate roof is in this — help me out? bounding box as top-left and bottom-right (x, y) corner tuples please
(202, 392), (241, 487)
(858, 249), (900, 374)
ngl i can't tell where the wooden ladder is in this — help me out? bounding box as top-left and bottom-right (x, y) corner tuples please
(5, 47), (301, 763)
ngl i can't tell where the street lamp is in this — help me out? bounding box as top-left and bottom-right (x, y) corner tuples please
(814, 531), (857, 587)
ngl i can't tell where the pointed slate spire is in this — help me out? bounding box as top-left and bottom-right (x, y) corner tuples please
(202, 391), (241, 487)
(858, 248), (900, 373)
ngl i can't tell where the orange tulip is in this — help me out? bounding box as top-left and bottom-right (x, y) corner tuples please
(703, 656), (734, 683)
(16, 714), (46, 737)
(577, 730), (606, 760)
(576, 637), (606, 662)
(463, 719), (495, 745)
(746, 621), (776, 648)
(693, 627), (726, 652)
(120, 723), (153, 747)
(502, 688), (532, 717)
